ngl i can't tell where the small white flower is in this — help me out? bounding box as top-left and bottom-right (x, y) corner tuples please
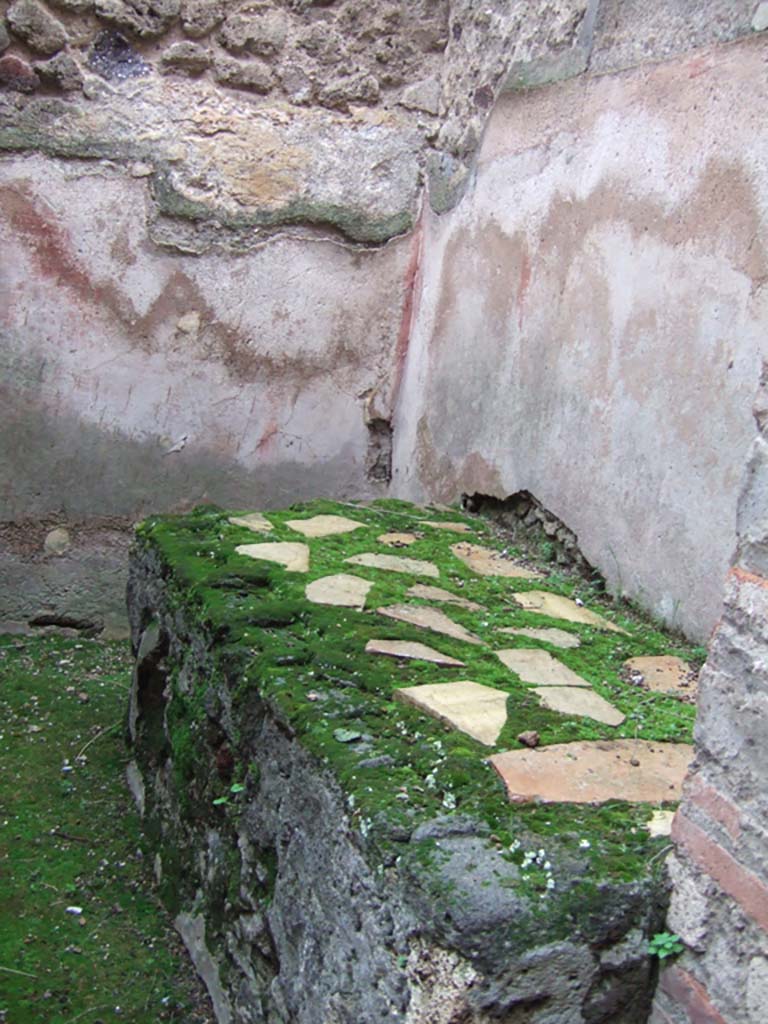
(579, 838), (591, 849)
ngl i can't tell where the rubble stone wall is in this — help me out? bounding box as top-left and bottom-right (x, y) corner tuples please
(649, 368), (768, 1024)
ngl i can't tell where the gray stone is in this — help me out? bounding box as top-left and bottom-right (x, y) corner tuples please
(319, 73), (380, 111)
(7, 0), (68, 55)
(399, 76), (441, 115)
(94, 0), (181, 38)
(219, 9), (288, 57)
(181, 0), (225, 38)
(212, 55), (274, 93)
(160, 41), (212, 74)
(755, 3), (768, 31)
(34, 53), (85, 91)
(48, 0), (95, 9)
(0, 22), (9, 53)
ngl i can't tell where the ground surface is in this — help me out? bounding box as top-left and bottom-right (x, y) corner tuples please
(0, 634), (214, 1024)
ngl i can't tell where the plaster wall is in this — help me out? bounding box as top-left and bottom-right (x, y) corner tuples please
(392, 36), (768, 640)
(0, 154), (412, 626)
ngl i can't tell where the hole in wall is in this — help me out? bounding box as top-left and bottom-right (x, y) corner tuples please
(461, 490), (603, 584)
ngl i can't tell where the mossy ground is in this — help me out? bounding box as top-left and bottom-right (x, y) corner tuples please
(137, 499), (699, 929)
(0, 635), (213, 1024)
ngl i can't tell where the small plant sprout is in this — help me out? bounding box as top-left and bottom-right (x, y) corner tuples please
(230, 783), (246, 794)
(648, 932), (684, 959)
(212, 796), (229, 806)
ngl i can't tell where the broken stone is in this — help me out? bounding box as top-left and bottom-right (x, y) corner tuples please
(364, 639), (464, 667)
(94, 0), (181, 39)
(219, 9), (287, 57)
(647, 809), (676, 838)
(160, 41), (212, 74)
(213, 56), (273, 93)
(418, 520), (473, 534)
(753, 2), (768, 32)
(286, 515), (365, 538)
(376, 604), (483, 645)
(235, 542), (309, 573)
(377, 532), (417, 547)
(319, 73), (380, 111)
(489, 740), (693, 804)
(623, 656), (697, 699)
(406, 583), (484, 612)
(305, 574), (372, 609)
(181, 0), (225, 38)
(532, 686), (626, 726)
(511, 591), (628, 633)
(176, 311), (201, 335)
(228, 512), (273, 533)
(0, 54), (40, 91)
(34, 52), (84, 91)
(396, 680), (509, 746)
(497, 626), (581, 649)
(398, 76), (441, 115)
(517, 730), (540, 748)
(451, 542), (543, 579)
(496, 648), (591, 688)
(345, 553), (439, 578)
(7, 0), (68, 55)
(44, 527), (71, 556)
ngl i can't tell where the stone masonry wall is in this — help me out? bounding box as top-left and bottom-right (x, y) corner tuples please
(649, 367), (768, 1024)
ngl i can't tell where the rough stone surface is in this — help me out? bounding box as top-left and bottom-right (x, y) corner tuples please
(345, 553), (440, 578)
(285, 514), (365, 537)
(235, 541), (310, 572)
(377, 603), (482, 645)
(34, 52), (84, 90)
(491, 740), (693, 804)
(7, 0), (68, 54)
(305, 573), (372, 609)
(378, 531), (417, 546)
(450, 541), (543, 579)
(396, 680), (509, 747)
(365, 637), (464, 667)
(418, 520), (473, 533)
(406, 583), (484, 611)
(624, 655), (698, 700)
(498, 626), (581, 649)
(510, 592), (627, 633)
(43, 526), (71, 556)
(496, 648), (591, 687)
(93, 0), (181, 39)
(228, 513), (273, 533)
(532, 686), (626, 727)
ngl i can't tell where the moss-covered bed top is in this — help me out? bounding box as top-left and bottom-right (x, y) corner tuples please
(135, 497), (700, 940)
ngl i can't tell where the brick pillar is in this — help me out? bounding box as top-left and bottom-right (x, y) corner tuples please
(650, 366), (768, 1024)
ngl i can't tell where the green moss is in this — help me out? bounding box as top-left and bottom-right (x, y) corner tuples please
(0, 634), (209, 1022)
(134, 497), (700, 945)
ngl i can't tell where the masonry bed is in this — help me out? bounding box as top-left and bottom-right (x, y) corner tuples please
(126, 499), (698, 1024)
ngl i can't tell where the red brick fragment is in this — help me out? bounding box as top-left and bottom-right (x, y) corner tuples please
(0, 54), (40, 92)
(686, 775), (741, 841)
(659, 966), (728, 1024)
(673, 811), (768, 931)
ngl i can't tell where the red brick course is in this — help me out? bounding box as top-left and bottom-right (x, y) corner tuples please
(673, 811), (768, 932)
(659, 967), (729, 1024)
(686, 776), (742, 841)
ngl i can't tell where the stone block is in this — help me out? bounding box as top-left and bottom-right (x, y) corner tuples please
(94, 0), (181, 38)
(7, 0), (68, 54)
